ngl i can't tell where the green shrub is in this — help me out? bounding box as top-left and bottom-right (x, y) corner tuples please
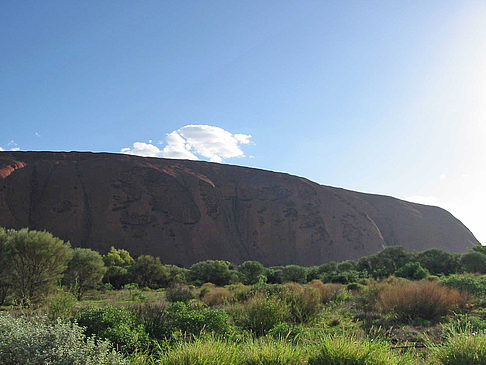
(284, 283), (321, 323)
(47, 289), (77, 321)
(281, 265), (308, 283)
(75, 305), (150, 354)
(394, 262), (429, 280)
(231, 294), (290, 336)
(238, 261), (265, 285)
(0, 313), (127, 365)
(433, 331), (486, 364)
(189, 260), (233, 286)
(142, 302), (231, 341)
(308, 335), (414, 365)
(442, 274), (486, 298)
(268, 322), (304, 343)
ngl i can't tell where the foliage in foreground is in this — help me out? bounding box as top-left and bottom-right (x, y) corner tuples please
(75, 305), (150, 354)
(432, 330), (486, 365)
(308, 336), (415, 365)
(158, 336), (311, 365)
(0, 312), (127, 365)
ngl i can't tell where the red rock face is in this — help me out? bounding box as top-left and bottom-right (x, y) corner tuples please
(0, 151), (478, 266)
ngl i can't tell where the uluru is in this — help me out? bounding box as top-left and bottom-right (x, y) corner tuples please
(0, 151), (478, 266)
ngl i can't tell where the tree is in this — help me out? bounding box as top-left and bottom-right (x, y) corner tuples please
(3, 228), (73, 304)
(461, 251), (486, 274)
(281, 265), (307, 283)
(189, 260), (233, 286)
(238, 261), (265, 285)
(0, 228), (11, 305)
(129, 255), (170, 288)
(102, 246), (135, 289)
(63, 248), (107, 299)
(358, 246), (412, 278)
(416, 249), (461, 276)
(471, 243), (486, 256)
(103, 246), (134, 267)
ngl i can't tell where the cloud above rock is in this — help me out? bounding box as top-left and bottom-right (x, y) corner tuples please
(121, 125), (251, 163)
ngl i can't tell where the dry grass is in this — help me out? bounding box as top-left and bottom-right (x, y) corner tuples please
(201, 287), (234, 306)
(307, 280), (345, 303)
(379, 280), (468, 321)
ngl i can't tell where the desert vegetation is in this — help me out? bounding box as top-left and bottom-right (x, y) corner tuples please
(1, 227), (486, 364)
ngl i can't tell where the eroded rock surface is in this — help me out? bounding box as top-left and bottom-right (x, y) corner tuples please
(0, 151), (478, 266)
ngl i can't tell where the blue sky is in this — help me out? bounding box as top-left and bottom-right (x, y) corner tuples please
(1, 1), (485, 243)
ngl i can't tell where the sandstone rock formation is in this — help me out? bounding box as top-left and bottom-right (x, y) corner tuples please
(0, 151), (478, 266)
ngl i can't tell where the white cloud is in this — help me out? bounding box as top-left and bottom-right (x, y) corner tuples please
(161, 131), (198, 160)
(440, 173), (447, 181)
(0, 140), (21, 151)
(121, 125), (252, 163)
(121, 142), (163, 157)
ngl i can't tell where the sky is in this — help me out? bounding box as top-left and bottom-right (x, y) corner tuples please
(1, 1), (485, 243)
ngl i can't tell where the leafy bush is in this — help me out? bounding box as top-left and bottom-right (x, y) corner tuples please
(379, 280), (467, 321)
(189, 260), (233, 286)
(308, 335), (414, 365)
(231, 294), (290, 336)
(166, 283), (195, 303)
(433, 331), (486, 365)
(141, 302), (231, 341)
(237, 260), (265, 285)
(63, 247), (107, 299)
(281, 265), (308, 283)
(268, 322), (304, 343)
(0, 313), (127, 365)
(394, 262), (429, 280)
(442, 274), (486, 298)
(285, 283), (321, 323)
(47, 289), (77, 321)
(461, 252), (486, 274)
(75, 305), (150, 354)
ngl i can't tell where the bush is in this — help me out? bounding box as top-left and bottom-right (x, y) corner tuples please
(47, 289), (77, 321)
(237, 261), (265, 285)
(308, 335), (414, 365)
(166, 283), (195, 303)
(0, 313), (127, 365)
(285, 283), (321, 323)
(63, 247), (106, 299)
(201, 286), (234, 306)
(268, 322), (304, 343)
(394, 262), (429, 280)
(75, 305), (150, 354)
(141, 302), (231, 341)
(461, 252), (486, 274)
(442, 274), (486, 298)
(379, 280), (467, 321)
(433, 331), (486, 365)
(231, 294), (290, 336)
(281, 265), (308, 283)
(189, 260), (234, 286)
